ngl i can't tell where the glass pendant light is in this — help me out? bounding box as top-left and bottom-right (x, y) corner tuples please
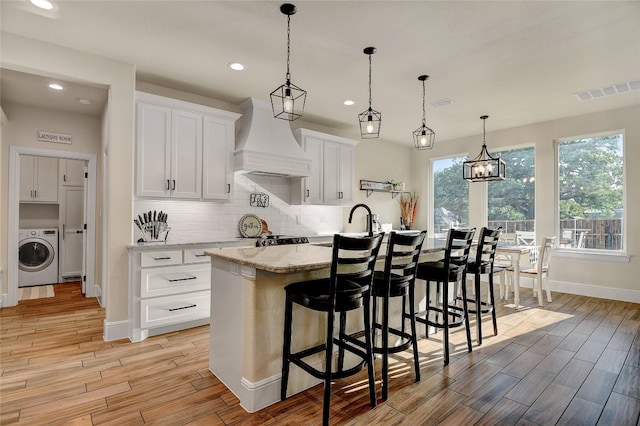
(463, 115), (507, 182)
(270, 3), (306, 121)
(413, 75), (435, 150)
(358, 47), (381, 138)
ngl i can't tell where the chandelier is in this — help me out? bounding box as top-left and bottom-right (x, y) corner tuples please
(462, 115), (506, 182)
(358, 47), (381, 138)
(413, 75), (435, 150)
(270, 3), (306, 121)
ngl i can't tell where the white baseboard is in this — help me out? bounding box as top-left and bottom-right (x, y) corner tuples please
(94, 284), (103, 307)
(550, 279), (640, 304)
(103, 320), (129, 341)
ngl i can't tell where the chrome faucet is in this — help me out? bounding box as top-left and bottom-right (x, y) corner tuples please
(348, 203), (373, 237)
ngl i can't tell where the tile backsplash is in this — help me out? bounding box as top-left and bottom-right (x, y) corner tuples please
(134, 173), (345, 244)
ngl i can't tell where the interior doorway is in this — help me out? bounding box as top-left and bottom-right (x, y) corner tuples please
(7, 146), (97, 307)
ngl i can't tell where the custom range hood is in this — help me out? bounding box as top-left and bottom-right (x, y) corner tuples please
(234, 98), (311, 177)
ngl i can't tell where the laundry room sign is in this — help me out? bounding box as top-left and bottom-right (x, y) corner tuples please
(37, 130), (72, 144)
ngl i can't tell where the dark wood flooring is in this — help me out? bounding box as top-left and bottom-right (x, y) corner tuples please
(1, 282), (639, 425)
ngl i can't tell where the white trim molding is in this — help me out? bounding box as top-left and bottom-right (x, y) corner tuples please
(550, 279), (640, 304)
(103, 320), (130, 341)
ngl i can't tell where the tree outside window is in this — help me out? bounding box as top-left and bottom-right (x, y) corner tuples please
(488, 146), (535, 238)
(432, 156), (469, 245)
(557, 133), (624, 251)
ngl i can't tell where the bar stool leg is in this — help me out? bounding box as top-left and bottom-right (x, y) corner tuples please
(323, 310), (336, 426)
(489, 272), (498, 336)
(460, 275), (473, 354)
(475, 273), (483, 345)
(281, 293), (293, 401)
(408, 282), (421, 381)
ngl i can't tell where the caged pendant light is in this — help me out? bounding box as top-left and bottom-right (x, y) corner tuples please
(358, 47), (381, 138)
(413, 75), (435, 150)
(463, 115), (506, 182)
(270, 3), (306, 121)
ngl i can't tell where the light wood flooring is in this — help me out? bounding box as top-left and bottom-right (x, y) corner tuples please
(1, 282), (639, 425)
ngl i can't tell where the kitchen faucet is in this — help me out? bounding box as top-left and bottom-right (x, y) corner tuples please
(348, 203), (373, 237)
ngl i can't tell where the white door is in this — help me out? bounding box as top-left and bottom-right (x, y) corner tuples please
(34, 156), (59, 202)
(60, 186), (84, 282)
(19, 155), (36, 201)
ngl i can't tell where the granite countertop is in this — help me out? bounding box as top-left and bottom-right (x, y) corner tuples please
(206, 241), (444, 274)
(206, 244), (334, 273)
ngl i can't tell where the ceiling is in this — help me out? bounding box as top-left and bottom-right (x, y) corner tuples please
(1, 0), (639, 147)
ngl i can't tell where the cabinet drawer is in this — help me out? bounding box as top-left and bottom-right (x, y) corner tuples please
(184, 248), (214, 264)
(140, 250), (182, 267)
(140, 290), (210, 329)
(140, 264), (210, 298)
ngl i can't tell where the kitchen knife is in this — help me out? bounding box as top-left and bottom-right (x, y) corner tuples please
(153, 210), (156, 222)
(138, 214), (144, 226)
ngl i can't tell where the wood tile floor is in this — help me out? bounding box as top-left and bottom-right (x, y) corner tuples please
(1, 282), (639, 425)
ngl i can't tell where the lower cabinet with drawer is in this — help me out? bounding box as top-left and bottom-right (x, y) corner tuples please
(130, 245), (214, 342)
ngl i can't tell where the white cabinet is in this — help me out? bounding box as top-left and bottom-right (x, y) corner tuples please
(202, 115), (233, 201)
(135, 92), (240, 200)
(19, 155), (58, 203)
(130, 246), (216, 342)
(60, 159), (86, 186)
(292, 129), (358, 205)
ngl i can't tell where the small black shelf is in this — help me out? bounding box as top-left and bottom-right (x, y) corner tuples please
(359, 179), (407, 198)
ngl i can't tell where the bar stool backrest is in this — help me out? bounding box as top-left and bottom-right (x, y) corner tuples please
(474, 227), (502, 272)
(444, 228), (476, 281)
(331, 233), (384, 294)
(382, 231), (427, 287)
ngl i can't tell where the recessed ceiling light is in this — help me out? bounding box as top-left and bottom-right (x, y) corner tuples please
(77, 98), (92, 105)
(48, 83), (63, 90)
(228, 62), (246, 71)
(343, 100), (354, 106)
(29, 0), (56, 10)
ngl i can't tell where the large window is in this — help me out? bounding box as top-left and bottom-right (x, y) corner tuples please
(557, 132), (624, 251)
(432, 156), (469, 244)
(488, 146), (535, 239)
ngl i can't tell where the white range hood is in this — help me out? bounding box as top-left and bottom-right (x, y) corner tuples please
(234, 98), (311, 177)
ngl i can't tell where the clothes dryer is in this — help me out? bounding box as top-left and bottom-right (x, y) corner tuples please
(18, 229), (59, 287)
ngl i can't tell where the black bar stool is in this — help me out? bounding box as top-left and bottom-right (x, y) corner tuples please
(465, 227), (502, 345)
(281, 233), (383, 426)
(371, 230), (427, 401)
(415, 228), (476, 365)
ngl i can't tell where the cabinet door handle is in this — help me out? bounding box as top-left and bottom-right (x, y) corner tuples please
(166, 180), (170, 190)
(167, 275), (197, 282)
(306, 189), (310, 198)
(34, 190), (37, 198)
(172, 180), (176, 191)
(153, 256), (172, 260)
(227, 183), (231, 194)
(195, 254), (208, 257)
(168, 304), (197, 312)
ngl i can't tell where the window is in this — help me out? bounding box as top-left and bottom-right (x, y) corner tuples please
(556, 132), (624, 251)
(432, 156), (469, 245)
(488, 146), (535, 243)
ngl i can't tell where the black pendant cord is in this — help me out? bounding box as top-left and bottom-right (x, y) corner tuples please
(285, 13), (291, 82)
(421, 79), (426, 127)
(367, 53), (373, 111)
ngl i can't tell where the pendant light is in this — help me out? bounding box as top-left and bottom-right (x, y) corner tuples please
(463, 115), (506, 182)
(358, 47), (381, 138)
(413, 75), (435, 150)
(270, 3), (306, 121)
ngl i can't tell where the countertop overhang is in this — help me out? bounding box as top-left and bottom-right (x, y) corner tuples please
(206, 244), (333, 274)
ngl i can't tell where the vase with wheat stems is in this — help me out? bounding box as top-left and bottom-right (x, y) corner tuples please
(400, 192), (418, 230)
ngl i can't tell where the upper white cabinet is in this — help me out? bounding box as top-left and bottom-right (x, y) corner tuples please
(60, 159), (86, 187)
(135, 92), (240, 200)
(292, 129), (358, 205)
(19, 155), (58, 203)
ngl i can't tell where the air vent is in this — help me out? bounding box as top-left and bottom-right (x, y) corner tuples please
(429, 98), (454, 108)
(575, 79), (640, 101)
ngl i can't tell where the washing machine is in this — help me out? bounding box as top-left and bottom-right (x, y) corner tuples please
(18, 228), (59, 287)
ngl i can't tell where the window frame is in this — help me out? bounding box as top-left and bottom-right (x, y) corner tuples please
(553, 129), (628, 261)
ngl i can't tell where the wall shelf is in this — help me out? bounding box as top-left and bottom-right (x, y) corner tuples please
(359, 179), (407, 198)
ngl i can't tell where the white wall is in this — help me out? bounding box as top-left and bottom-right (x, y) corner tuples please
(1, 33), (135, 325)
(411, 105), (640, 300)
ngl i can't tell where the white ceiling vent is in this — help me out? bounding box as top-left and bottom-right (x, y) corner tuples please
(429, 98), (454, 108)
(575, 79), (640, 101)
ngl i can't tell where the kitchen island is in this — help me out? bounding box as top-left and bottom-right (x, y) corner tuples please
(206, 243), (336, 413)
